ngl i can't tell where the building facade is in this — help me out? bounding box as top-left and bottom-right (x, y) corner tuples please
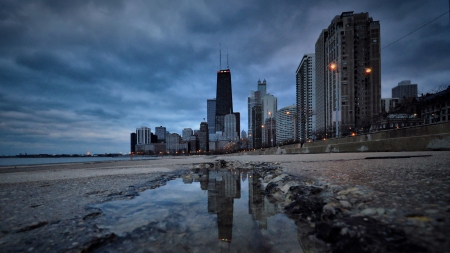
(215, 69), (233, 132)
(261, 94), (277, 145)
(251, 105), (262, 149)
(316, 11), (381, 138)
(392, 80), (418, 100)
(136, 126), (151, 145)
(130, 132), (136, 153)
(207, 99), (216, 134)
(155, 126), (166, 143)
(263, 117), (276, 147)
(296, 53), (316, 142)
(381, 98), (399, 113)
(182, 128), (193, 141)
(276, 105), (297, 144)
(199, 122), (209, 152)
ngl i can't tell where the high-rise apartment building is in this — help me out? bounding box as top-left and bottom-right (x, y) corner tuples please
(247, 90), (260, 142)
(261, 94), (277, 145)
(315, 11), (381, 137)
(276, 105), (297, 144)
(224, 113), (238, 141)
(215, 69), (233, 132)
(251, 105), (262, 149)
(136, 126), (151, 144)
(130, 132), (136, 153)
(182, 128), (193, 141)
(392, 80), (418, 100)
(166, 133), (181, 153)
(296, 53), (316, 141)
(207, 99), (216, 134)
(263, 117), (276, 147)
(199, 122), (209, 152)
(155, 126), (166, 142)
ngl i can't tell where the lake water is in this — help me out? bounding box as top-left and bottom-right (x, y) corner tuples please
(91, 167), (304, 252)
(0, 156), (158, 166)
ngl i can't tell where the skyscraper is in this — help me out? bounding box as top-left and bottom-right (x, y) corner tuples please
(207, 99), (216, 134)
(276, 105), (297, 144)
(296, 53), (316, 141)
(215, 69), (233, 132)
(130, 132), (136, 153)
(155, 126), (166, 142)
(251, 105), (262, 149)
(136, 126), (151, 145)
(199, 122), (209, 152)
(315, 11), (381, 137)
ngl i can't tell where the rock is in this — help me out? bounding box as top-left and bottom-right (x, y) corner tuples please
(339, 200), (352, 209)
(361, 208), (377, 216)
(322, 203), (337, 218)
(376, 208), (385, 215)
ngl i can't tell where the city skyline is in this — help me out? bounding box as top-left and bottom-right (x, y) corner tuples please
(1, 1), (449, 155)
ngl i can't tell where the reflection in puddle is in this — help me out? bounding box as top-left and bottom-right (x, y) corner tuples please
(92, 165), (303, 252)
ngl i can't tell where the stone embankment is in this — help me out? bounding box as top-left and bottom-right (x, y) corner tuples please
(249, 122), (450, 154)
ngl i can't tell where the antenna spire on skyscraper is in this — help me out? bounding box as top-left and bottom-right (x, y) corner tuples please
(227, 46), (229, 69)
(219, 43), (222, 70)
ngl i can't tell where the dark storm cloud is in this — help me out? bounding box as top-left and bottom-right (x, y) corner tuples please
(0, 0), (448, 155)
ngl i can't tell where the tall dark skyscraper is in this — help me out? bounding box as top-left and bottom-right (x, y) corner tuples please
(215, 69), (233, 132)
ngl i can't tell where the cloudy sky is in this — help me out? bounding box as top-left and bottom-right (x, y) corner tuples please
(1, 0), (449, 155)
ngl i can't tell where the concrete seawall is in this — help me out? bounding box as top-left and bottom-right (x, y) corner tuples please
(247, 122), (450, 154)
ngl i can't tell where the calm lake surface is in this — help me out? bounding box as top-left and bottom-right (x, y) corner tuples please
(0, 156), (158, 166)
(92, 167), (304, 252)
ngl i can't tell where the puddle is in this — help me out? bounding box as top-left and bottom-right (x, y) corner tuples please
(91, 167), (304, 252)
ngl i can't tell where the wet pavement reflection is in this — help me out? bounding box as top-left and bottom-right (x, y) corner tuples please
(92, 164), (303, 252)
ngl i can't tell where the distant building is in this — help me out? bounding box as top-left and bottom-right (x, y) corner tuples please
(276, 105), (297, 144)
(421, 86), (450, 124)
(224, 113), (238, 141)
(296, 53), (316, 142)
(215, 69), (233, 132)
(241, 130), (247, 139)
(261, 93), (277, 145)
(381, 98), (399, 113)
(136, 126), (151, 145)
(166, 133), (181, 153)
(392, 80), (418, 100)
(251, 105), (262, 149)
(182, 128), (193, 141)
(155, 126), (166, 143)
(130, 132), (136, 153)
(233, 112), (240, 138)
(247, 90), (260, 145)
(207, 99), (216, 134)
(263, 117), (276, 147)
(188, 135), (198, 153)
(199, 122), (209, 152)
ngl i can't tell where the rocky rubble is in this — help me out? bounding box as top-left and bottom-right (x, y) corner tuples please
(227, 160), (441, 253)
